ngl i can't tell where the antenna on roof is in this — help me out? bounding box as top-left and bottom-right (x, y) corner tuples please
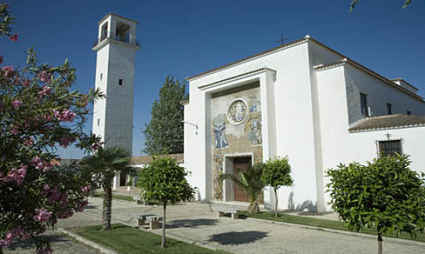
(275, 33), (288, 45)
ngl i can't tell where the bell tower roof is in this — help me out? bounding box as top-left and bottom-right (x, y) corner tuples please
(98, 13), (138, 25)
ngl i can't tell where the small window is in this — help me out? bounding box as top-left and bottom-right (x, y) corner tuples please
(360, 93), (369, 117)
(119, 79), (123, 86)
(386, 103), (392, 115)
(378, 140), (402, 157)
(407, 110), (412, 115)
(97, 118), (100, 127)
(100, 73), (103, 81)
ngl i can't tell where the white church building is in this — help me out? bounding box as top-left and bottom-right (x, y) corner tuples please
(89, 13), (425, 213)
(183, 35), (425, 212)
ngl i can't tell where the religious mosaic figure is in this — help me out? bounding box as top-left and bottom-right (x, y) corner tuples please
(228, 99), (247, 124)
(213, 114), (228, 149)
(248, 118), (262, 145)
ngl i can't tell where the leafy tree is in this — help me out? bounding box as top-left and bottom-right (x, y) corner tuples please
(350, 0), (412, 12)
(80, 147), (132, 230)
(219, 163), (265, 214)
(138, 157), (194, 248)
(0, 3), (102, 253)
(261, 157), (293, 217)
(327, 154), (425, 254)
(143, 76), (187, 155)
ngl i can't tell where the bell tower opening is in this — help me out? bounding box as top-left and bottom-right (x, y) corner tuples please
(116, 22), (130, 43)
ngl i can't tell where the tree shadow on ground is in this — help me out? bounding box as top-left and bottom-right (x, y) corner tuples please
(6, 233), (69, 250)
(208, 231), (268, 245)
(167, 218), (217, 229)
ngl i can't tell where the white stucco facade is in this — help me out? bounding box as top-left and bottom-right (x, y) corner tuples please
(92, 14), (139, 189)
(183, 35), (425, 212)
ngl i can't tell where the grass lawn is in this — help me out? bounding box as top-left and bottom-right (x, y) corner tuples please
(92, 192), (134, 202)
(72, 224), (231, 254)
(241, 211), (425, 243)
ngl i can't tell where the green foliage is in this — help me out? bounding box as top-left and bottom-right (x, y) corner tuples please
(219, 163), (265, 214)
(241, 211), (425, 243)
(327, 154), (425, 252)
(138, 157), (194, 204)
(261, 157), (293, 216)
(261, 157), (293, 190)
(143, 76), (187, 155)
(80, 146), (132, 230)
(1, 3), (102, 252)
(81, 146), (132, 186)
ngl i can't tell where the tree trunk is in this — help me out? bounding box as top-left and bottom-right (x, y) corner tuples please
(274, 188), (278, 217)
(161, 202), (167, 248)
(103, 180), (112, 230)
(248, 200), (259, 214)
(0, 246), (4, 254)
(377, 233), (383, 254)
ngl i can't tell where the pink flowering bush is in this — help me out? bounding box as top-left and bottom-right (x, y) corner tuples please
(0, 3), (103, 253)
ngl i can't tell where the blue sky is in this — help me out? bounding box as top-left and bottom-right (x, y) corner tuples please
(2, 0), (424, 158)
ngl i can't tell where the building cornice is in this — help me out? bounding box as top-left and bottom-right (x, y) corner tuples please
(98, 13), (138, 25)
(349, 123), (425, 133)
(92, 38), (140, 51)
(197, 67), (276, 91)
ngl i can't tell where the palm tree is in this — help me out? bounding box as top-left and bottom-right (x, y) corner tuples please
(219, 162), (265, 214)
(80, 146), (132, 230)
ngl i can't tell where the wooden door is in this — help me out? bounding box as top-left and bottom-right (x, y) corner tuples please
(233, 157), (251, 202)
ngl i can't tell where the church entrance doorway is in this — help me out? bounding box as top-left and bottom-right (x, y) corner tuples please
(233, 157), (251, 202)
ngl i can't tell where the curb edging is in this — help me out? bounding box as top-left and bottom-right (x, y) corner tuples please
(58, 228), (118, 254)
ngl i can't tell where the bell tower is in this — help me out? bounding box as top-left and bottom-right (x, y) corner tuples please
(92, 14), (139, 187)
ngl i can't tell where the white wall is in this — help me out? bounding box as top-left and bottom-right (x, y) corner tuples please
(186, 39), (322, 209)
(316, 65), (425, 211)
(345, 65), (425, 124)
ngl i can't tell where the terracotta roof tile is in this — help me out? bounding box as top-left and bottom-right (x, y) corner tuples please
(349, 114), (425, 132)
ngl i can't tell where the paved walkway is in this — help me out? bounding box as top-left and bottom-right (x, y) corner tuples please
(3, 231), (100, 254)
(56, 197), (425, 254)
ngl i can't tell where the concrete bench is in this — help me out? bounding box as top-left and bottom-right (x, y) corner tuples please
(215, 206), (241, 219)
(137, 214), (162, 230)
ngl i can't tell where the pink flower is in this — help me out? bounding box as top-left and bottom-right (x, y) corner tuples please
(59, 136), (75, 148)
(47, 187), (61, 203)
(11, 100), (22, 109)
(39, 71), (50, 83)
(33, 209), (52, 222)
(43, 184), (50, 191)
(10, 127), (19, 135)
(7, 165), (27, 185)
(53, 109), (76, 122)
(38, 86), (51, 97)
(81, 185), (90, 193)
(23, 79), (30, 87)
(2, 65), (14, 77)
(31, 156), (50, 171)
(24, 138), (34, 146)
(9, 34), (18, 42)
